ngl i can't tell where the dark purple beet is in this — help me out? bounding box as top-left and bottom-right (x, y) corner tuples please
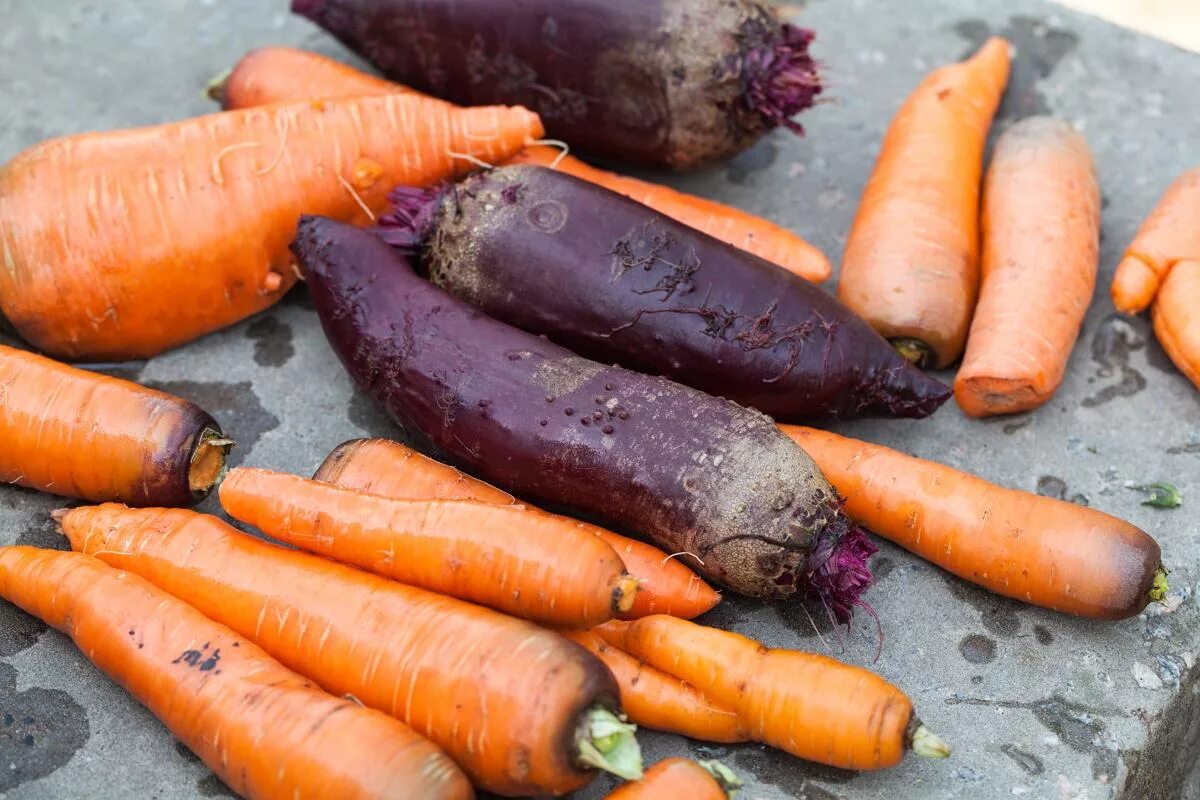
(292, 0), (820, 170)
(292, 215), (874, 619)
(378, 165), (951, 422)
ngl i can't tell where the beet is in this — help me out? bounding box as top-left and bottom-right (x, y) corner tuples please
(292, 215), (874, 619)
(291, 0), (821, 170)
(378, 165), (951, 422)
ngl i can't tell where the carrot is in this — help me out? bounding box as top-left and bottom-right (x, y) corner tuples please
(1153, 260), (1200, 389)
(603, 758), (741, 800)
(0, 345), (230, 505)
(0, 94), (541, 360)
(595, 616), (947, 771)
(218, 466), (639, 627)
(212, 46), (830, 281)
(315, 438), (721, 620)
(0, 546), (472, 800)
(564, 630), (748, 744)
(954, 117), (1100, 417)
(781, 426), (1168, 620)
(1112, 167), (1200, 314)
(61, 505), (642, 796)
(838, 37), (1011, 369)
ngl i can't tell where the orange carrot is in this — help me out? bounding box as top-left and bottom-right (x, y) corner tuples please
(1153, 260), (1200, 390)
(781, 426), (1168, 619)
(61, 504), (642, 796)
(565, 630), (748, 744)
(955, 117), (1100, 417)
(1112, 167), (1200, 314)
(218, 466), (638, 626)
(603, 758), (740, 800)
(314, 438), (721, 620)
(0, 345), (230, 505)
(0, 546), (472, 800)
(0, 94), (541, 360)
(596, 616), (947, 770)
(211, 46), (830, 281)
(839, 38), (1011, 368)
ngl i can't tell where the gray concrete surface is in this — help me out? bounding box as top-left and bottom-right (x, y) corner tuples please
(2, 0), (1199, 798)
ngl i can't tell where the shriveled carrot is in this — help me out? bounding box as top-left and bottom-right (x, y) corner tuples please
(0, 345), (230, 506)
(219, 467), (638, 626)
(781, 426), (1168, 620)
(1153, 260), (1200, 389)
(0, 94), (541, 360)
(212, 46), (830, 281)
(839, 38), (1011, 368)
(955, 117), (1100, 417)
(61, 505), (642, 796)
(604, 758), (740, 800)
(565, 630), (748, 744)
(596, 616), (946, 771)
(0, 546), (472, 800)
(1112, 167), (1200, 314)
(315, 438), (721, 620)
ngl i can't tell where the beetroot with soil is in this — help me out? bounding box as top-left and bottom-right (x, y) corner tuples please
(291, 0), (821, 170)
(379, 165), (951, 422)
(292, 215), (875, 619)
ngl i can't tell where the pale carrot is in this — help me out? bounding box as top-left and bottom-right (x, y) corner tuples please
(1153, 260), (1200, 390)
(1112, 167), (1200, 314)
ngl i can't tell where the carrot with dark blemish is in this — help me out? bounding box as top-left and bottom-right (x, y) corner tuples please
(314, 438), (721, 619)
(0, 546), (473, 800)
(1112, 167), (1200, 314)
(218, 466), (639, 627)
(603, 758), (741, 800)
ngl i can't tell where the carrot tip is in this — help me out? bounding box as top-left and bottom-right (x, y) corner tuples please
(204, 68), (232, 104)
(1150, 566), (1170, 604)
(698, 760), (743, 796)
(575, 707), (643, 780)
(49, 508), (71, 523)
(909, 722), (951, 759)
(890, 338), (935, 369)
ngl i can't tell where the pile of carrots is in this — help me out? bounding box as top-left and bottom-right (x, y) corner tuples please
(0, 4), (1189, 798)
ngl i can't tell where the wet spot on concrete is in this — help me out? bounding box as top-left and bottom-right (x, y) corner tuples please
(347, 391), (400, 439)
(1035, 476), (1089, 506)
(727, 139), (778, 185)
(732, 741), (856, 797)
(1082, 315), (1147, 408)
(0, 662), (90, 791)
(146, 381), (279, 466)
(1034, 625), (1054, 645)
(959, 633), (997, 664)
(1092, 746), (1120, 783)
(245, 315), (295, 368)
(1167, 442), (1200, 456)
(1002, 417), (1032, 435)
(0, 603), (47, 657)
(870, 556), (895, 582)
(1031, 696), (1105, 752)
(1001, 743), (1045, 775)
(942, 576), (1021, 637)
(197, 773), (237, 797)
(955, 17), (1079, 120)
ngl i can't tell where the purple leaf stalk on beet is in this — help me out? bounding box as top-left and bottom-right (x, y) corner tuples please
(292, 215), (875, 621)
(377, 165), (952, 422)
(291, 0), (822, 170)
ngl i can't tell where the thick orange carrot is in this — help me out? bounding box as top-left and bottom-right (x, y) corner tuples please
(955, 117), (1100, 417)
(0, 345), (230, 505)
(565, 630), (748, 744)
(596, 616), (946, 771)
(314, 438), (721, 620)
(1112, 167), (1200, 314)
(1153, 260), (1200, 389)
(0, 94), (541, 360)
(781, 426), (1167, 619)
(219, 466), (638, 626)
(212, 47), (830, 281)
(839, 38), (1011, 368)
(61, 505), (642, 796)
(603, 758), (740, 800)
(0, 546), (472, 800)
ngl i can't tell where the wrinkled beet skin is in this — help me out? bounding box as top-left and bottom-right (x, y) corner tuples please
(419, 166), (950, 422)
(293, 0), (797, 169)
(292, 215), (871, 610)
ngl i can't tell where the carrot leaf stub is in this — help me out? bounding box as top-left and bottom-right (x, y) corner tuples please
(698, 760), (743, 795)
(576, 707), (643, 781)
(908, 720), (951, 759)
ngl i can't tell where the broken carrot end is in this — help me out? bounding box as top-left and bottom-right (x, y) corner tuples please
(907, 720), (951, 759)
(1149, 566), (1170, 604)
(612, 574), (641, 615)
(576, 707), (643, 780)
(189, 428), (234, 498)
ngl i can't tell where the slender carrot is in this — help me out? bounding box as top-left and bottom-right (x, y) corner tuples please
(955, 117), (1100, 417)
(61, 505), (642, 796)
(838, 37), (1011, 368)
(565, 630), (748, 744)
(781, 426), (1168, 620)
(1112, 167), (1200, 314)
(211, 46), (830, 280)
(603, 758), (741, 800)
(0, 546), (472, 800)
(219, 466), (638, 627)
(314, 438), (721, 620)
(1153, 260), (1200, 390)
(0, 94), (541, 360)
(0, 345), (230, 505)
(595, 616), (947, 771)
